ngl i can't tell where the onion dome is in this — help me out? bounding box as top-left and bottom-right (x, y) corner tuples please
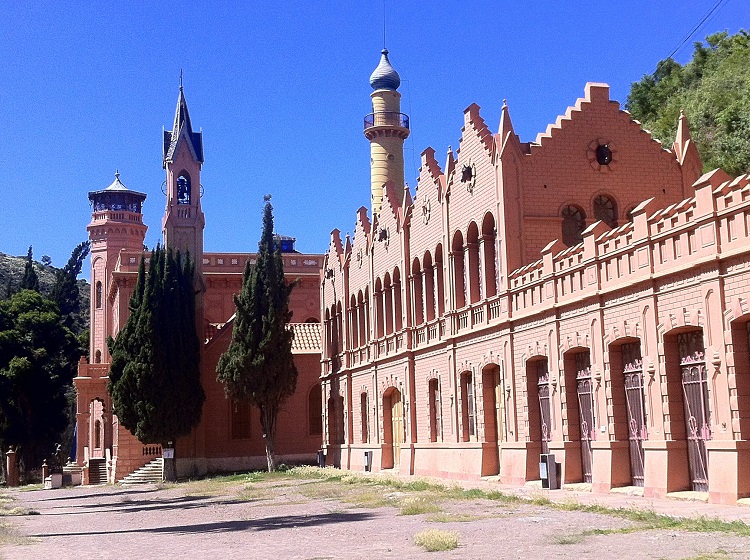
(369, 49), (401, 91)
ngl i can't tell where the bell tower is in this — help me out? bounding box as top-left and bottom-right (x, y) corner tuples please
(364, 49), (410, 215)
(162, 83), (205, 272)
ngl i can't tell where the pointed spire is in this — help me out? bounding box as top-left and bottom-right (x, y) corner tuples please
(163, 80), (204, 165)
(673, 109), (692, 162)
(498, 99), (515, 139)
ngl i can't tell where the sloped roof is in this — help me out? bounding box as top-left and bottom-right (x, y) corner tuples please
(288, 322), (321, 353)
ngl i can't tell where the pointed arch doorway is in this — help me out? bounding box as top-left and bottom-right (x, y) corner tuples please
(383, 387), (404, 469)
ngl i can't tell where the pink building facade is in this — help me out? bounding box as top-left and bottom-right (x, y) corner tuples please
(74, 88), (324, 483)
(321, 54), (750, 504)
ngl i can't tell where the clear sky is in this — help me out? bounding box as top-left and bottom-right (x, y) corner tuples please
(0, 1), (746, 276)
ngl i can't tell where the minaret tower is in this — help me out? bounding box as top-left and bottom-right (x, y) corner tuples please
(364, 49), (410, 215)
(87, 172), (147, 363)
(162, 83), (205, 272)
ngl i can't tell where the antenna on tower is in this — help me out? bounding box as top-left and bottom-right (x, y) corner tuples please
(179, 68), (184, 90)
(383, 0), (386, 49)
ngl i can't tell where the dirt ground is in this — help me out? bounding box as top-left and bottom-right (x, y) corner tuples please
(2, 472), (750, 560)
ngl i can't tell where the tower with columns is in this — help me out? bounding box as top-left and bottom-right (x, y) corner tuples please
(364, 49), (410, 215)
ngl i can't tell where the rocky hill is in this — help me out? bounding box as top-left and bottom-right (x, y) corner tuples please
(0, 251), (90, 332)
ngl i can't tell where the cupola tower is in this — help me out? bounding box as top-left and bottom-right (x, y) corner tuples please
(87, 172), (147, 363)
(162, 84), (205, 272)
(364, 49), (410, 215)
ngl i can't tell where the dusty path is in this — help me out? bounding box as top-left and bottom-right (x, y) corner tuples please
(3, 473), (750, 559)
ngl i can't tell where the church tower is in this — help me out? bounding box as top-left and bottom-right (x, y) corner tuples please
(162, 84), (205, 271)
(87, 172), (147, 363)
(364, 49), (410, 215)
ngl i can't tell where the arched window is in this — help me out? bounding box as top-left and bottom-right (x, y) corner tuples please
(393, 267), (403, 332)
(435, 244), (445, 316)
(411, 258), (424, 325)
(428, 378), (442, 442)
(452, 231), (466, 308)
(95, 281), (103, 309)
(561, 205), (586, 247)
(593, 194), (617, 228)
(460, 372), (475, 442)
(481, 213), (498, 298)
(375, 278), (384, 338)
(177, 174), (191, 205)
(349, 295), (358, 349)
(304, 317), (320, 324)
(360, 392), (369, 443)
(94, 420), (102, 448)
(423, 251), (435, 322)
(383, 274), (393, 335)
(94, 350), (102, 364)
(467, 222), (481, 303)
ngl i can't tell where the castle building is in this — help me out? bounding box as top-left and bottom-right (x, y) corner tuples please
(74, 87), (324, 483)
(320, 50), (750, 504)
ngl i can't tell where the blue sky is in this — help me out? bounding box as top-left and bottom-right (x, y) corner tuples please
(0, 1), (745, 276)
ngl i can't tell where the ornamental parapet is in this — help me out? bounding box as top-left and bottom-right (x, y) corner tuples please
(507, 171), (750, 317)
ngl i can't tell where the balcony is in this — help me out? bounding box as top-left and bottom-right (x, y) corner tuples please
(364, 112), (410, 131)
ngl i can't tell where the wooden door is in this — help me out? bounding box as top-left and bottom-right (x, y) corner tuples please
(391, 392), (404, 468)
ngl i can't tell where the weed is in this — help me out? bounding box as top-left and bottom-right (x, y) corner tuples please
(414, 529), (459, 551)
(554, 534), (584, 545)
(427, 512), (483, 523)
(399, 496), (441, 516)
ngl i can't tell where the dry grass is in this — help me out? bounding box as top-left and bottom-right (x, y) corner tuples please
(414, 529), (459, 551)
(427, 512), (484, 523)
(399, 496), (441, 516)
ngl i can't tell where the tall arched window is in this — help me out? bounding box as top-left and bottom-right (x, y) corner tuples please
(349, 295), (358, 349)
(593, 194), (617, 228)
(423, 251), (435, 321)
(561, 205), (586, 247)
(435, 244), (445, 315)
(452, 231), (466, 308)
(467, 222), (481, 303)
(481, 212), (498, 298)
(393, 267), (403, 332)
(95, 281), (103, 309)
(309, 385), (323, 436)
(411, 258), (424, 325)
(177, 174), (191, 205)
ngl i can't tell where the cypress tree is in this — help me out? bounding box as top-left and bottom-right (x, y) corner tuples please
(20, 246), (39, 292)
(217, 196), (297, 472)
(51, 241), (90, 331)
(108, 246), (204, 481)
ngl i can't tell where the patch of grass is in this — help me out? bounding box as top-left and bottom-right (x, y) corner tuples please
(399, 496), (441, 516)
(554, 534), (584, 545)
(681, 552), (731, 560)
(0, 521), (31, 546)
(427, 512), (483, 523)
(414, 529), (459, 552)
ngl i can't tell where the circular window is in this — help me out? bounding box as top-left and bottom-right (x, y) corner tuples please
(596, 144), (612, 166)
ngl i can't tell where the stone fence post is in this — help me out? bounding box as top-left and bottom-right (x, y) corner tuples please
(6, 449), (19, 487)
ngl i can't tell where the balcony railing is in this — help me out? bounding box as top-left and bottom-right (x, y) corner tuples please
(364, 112), (410, 130)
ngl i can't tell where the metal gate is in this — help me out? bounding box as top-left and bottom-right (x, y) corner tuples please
(621, 342), (646, 487)
(575, 352), (595, 483)
(536, 360), (551, 455)
(678, 331), (711, 492)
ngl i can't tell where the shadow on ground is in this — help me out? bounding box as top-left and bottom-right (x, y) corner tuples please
(31, 511), (375, 537)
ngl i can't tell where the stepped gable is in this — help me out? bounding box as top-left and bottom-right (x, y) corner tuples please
(417, 147), (446, 200)
(495, 99), (524, 159)
(353, 206), (372, 250)
(460, 103), (495, 157)
(381, 179), (408, 231)
(326, 228), (346, 272)
(529, 83), (674, 162)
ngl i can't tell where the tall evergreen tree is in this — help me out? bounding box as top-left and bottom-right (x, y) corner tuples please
(107, 247), (204, 481)
(217, 197), (297, 472)
(0, 290), (80, 477)
(51, 241), (90, 331)
(20, 246), (39, 292)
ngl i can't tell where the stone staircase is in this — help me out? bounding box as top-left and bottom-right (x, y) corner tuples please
(120, 458), (163, 485)
(88, 458), (108, 485)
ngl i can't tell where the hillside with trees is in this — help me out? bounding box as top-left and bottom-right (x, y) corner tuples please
(626, 30), (750, 177)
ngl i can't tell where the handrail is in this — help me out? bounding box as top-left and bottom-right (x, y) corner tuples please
(364, 112), (410, 130)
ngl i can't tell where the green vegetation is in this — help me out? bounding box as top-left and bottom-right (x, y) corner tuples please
(217, 196), (297, 472)
(414, 529), (459, 552)
(107, 246), (205, 482)
(627, 30), (750, 176)
(0, 290), (81, 478)
(399, 496), (441, 515)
